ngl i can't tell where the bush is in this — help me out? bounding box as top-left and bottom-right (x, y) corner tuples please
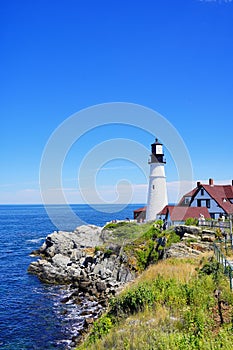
(94, 246), (102, 253)
(166, 230), (181, 247)
(88, 315), (113, 344)
(198, 258), (224, 284)
(134, 239), (159, 270)
(103, 221), (129, 230)
(78, 256), (233, 350)
(109, 280), (160, 317)
(155, 219), (164, 229)
(185, 217), (198, 226)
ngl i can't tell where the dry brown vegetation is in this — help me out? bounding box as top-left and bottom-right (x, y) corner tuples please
(78, 252), (233, 350)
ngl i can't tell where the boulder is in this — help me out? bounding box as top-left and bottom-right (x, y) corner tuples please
(201, 230), (216, 242)
(38, 225), (103, 258)
(165, 242), (201, 259)
(52, 254), (71, 268)
(28, 224), (135, 296)
(73, 225), (103, 247)
(175, 225), (202, 238)
(96, 281), (107, 292)
(181, 233), (200, 241)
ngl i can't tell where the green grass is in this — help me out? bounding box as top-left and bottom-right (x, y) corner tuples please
(102, 221), (153, 243)
(101, 221), (182, 272)
(77, 255), (233, 350)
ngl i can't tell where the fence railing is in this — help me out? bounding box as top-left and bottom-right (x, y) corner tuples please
(198, 220), (230, 229)
(213, 241), (233, 290)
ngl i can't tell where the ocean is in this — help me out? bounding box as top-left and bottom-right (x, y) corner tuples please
(0, 204), (143, 349)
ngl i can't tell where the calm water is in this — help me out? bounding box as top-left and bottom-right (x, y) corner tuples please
(0, 204), (143, 349)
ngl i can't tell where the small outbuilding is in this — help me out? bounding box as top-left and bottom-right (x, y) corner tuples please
(133, 206), (146, 222)
(158, 205), (211, 226)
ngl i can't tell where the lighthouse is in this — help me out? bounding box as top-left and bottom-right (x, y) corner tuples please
(146, 138), (168, 221)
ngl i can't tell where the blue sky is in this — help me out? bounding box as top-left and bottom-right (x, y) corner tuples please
(1, 0), (233, 204)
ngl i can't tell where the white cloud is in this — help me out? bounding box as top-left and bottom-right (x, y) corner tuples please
(1, 179), (232, 205)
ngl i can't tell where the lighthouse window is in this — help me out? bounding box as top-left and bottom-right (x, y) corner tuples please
(152, 185), (155, 190)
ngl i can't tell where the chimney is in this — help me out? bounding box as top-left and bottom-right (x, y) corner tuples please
(209, 178), (214, 186)
(197, 181), (201, 187)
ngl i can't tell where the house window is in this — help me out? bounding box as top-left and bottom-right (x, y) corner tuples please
(206, 199), (210, 208)
(197, 199), (201, 207)
(201, 188), (204, 196)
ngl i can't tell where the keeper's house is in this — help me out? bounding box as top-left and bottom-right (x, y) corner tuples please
(179, 178), (233, 219)
(134, 178), (233, 223)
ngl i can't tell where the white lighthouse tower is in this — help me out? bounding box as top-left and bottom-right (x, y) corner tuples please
(146, 138), (168, 221)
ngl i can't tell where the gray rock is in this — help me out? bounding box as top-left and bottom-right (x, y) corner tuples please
(182, 233), (200, 241)
(165, 242), (201, 259)
(52, 254), (71, 268)
(175, 225), (202, 237)
(201, 230), (215, 242)
(96, 281), (107, 292)
(28, 224), (135, 295)
(73, 225), (103, 247)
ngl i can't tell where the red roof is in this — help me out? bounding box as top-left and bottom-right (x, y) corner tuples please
(179, 181), (233, 215)
(159, 205), (210, 221)
(178, 188), (197, 206)
(159, 205), (170, 215)
(133, 206), (146, 213)
(201, 184), (233, 214)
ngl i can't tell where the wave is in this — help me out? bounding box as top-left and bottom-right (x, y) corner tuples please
(26, 237), (45, 243)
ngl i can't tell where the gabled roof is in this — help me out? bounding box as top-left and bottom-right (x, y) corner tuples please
(179, 180), (233, 214)
(200, 184), (233, 214)
(133, 206), (146, 213)
(159, 205), (210, 221)
(178, 188), (197, 206)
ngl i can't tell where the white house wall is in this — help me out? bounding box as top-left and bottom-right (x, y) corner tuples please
(190, 188), (224, 218)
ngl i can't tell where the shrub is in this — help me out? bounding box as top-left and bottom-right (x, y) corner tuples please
(78, 256), (233, 350)
(185, 217), (198, 226)
(103, 221), (129, 230)
(198, 258), (224, 284)
(215, 228), (223, 239)
(104, 248), (114, 258)
(109, 281), (157, 317)
(94, 246), (102, 253)
(88, 315), (113, 344)
(166, 230), (181, 247)
(155, 219), (164, 229)
(141, 226), (159, 240)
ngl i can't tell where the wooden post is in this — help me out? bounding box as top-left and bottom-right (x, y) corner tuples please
(225, 236), (227, 255)
(230, 268), (232, 290)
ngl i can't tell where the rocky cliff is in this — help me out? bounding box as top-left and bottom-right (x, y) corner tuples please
(28, 225), (135, 298)
(28, 223), (215, 348)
